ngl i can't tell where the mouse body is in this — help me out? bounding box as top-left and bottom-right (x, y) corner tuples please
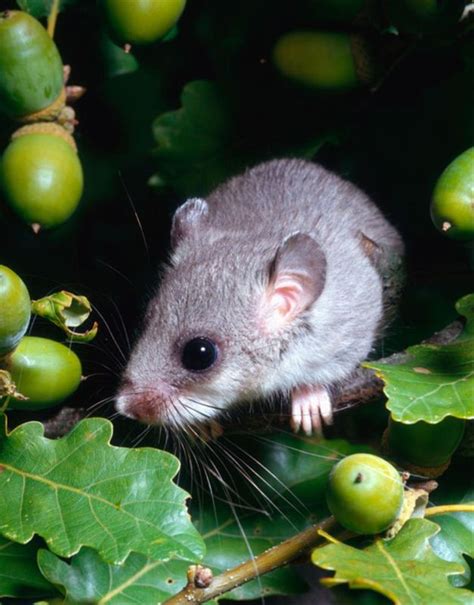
(116, 159), (403, 434)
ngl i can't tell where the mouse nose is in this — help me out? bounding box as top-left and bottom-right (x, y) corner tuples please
(115, 378), (171, 425)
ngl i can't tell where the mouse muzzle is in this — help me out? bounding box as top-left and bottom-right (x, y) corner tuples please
(115, 377), (176, 425)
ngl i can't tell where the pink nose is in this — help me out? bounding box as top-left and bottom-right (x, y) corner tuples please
(116, 379), (170, 425)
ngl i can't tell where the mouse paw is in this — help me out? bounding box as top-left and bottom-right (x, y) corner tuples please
(290, 385), (333, 436)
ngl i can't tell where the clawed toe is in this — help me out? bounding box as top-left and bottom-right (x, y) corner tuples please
(291, 385), (333, 437)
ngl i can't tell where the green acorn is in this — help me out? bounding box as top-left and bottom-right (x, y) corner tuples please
(0, 10), (64, 120)
(387, 417), (466, 470)
(5, 336), (82, 410)
(272, 30), (376, 91)
(431, 148), (474, 241)
(1, 123), (83, 231)
(0, 265), (31, 356)
(326, 453), (404, 535)
(102, 0), (187, 46)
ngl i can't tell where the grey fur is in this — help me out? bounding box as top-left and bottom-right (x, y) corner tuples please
(116, 159), (404, 428)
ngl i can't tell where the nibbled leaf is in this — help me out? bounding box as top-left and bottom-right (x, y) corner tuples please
(312, 519), (473, 604)
(16, 0), (78, 18)
(151, 80), (244, 197)
(31, 291), (98, 343)
(366, 294), (474, 423)
(0, 416), (204, 564)
(0, 537), (57, 599)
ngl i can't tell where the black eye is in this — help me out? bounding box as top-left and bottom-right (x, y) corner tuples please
(181, 337), (218, 372)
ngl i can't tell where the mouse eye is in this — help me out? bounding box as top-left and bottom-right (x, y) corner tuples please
(181, 337), (218, 372)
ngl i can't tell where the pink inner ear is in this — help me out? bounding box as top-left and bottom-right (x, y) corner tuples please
(263, 273), (312, 333)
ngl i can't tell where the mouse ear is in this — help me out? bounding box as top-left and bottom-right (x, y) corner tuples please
(261, 232), (327, 333)
(171, 198), (209, 247)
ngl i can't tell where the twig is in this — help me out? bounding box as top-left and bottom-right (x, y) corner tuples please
(425, 504), (474, 517)
(47, 0), (61, 38)
(163, 517), (337, 605)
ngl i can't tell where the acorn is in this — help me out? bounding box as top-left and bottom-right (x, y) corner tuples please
(431, 148), (474, 241)
(4, 336), (82, 410)
(326, 453), (404, 535)
(0, 123), (83, 231)
(0, 265), (31, 356)
(101, 0), (187, 46)
(386, 417), (466, 472)
(0, 10), (64, 121)
(272, 30), (376, 91)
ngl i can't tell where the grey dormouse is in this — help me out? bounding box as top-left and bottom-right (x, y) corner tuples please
(116, 159), (404, 435)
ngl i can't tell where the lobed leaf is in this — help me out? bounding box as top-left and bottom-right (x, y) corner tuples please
(312, 518), (472, 604)
(151, 80), (244, 197)
(0, 416), (204, 564)
(38, 547), (192, 605)
(430, 485), (474, 587)
(366, 294), (474, 423)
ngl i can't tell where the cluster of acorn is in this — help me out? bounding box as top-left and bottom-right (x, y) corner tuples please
(0, 1), (187, 232)
(0, 10), (84, 231)
(0, 265), (83, 411)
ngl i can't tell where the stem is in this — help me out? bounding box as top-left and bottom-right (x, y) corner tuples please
(425, 504), (474, 517)
(47, 0), (61, 38)
(163, 517), (337, 605)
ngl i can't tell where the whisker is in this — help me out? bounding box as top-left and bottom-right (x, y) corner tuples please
(118, 170), (150, 262)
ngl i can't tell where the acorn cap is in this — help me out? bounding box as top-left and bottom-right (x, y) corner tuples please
(11, 122), (77, 152)
(18, 86), (66, 123)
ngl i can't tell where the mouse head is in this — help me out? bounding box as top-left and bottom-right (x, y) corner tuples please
(116, 198), (327, 430)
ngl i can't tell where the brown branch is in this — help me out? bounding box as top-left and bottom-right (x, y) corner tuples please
(163, 517), (337, 605)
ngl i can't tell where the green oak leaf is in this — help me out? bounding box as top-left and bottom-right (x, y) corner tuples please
(0, 537), (57, 599)
(16, 0), (78, 18)
(247, 432), (373, 506)
(0, 416), (204, 564)
(366, 294), (474, 423)
(430, 485), (474, 587)
(312, 518), (473, 604)
(151, 80), (244, 197)
(38, 547), (192, 605)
